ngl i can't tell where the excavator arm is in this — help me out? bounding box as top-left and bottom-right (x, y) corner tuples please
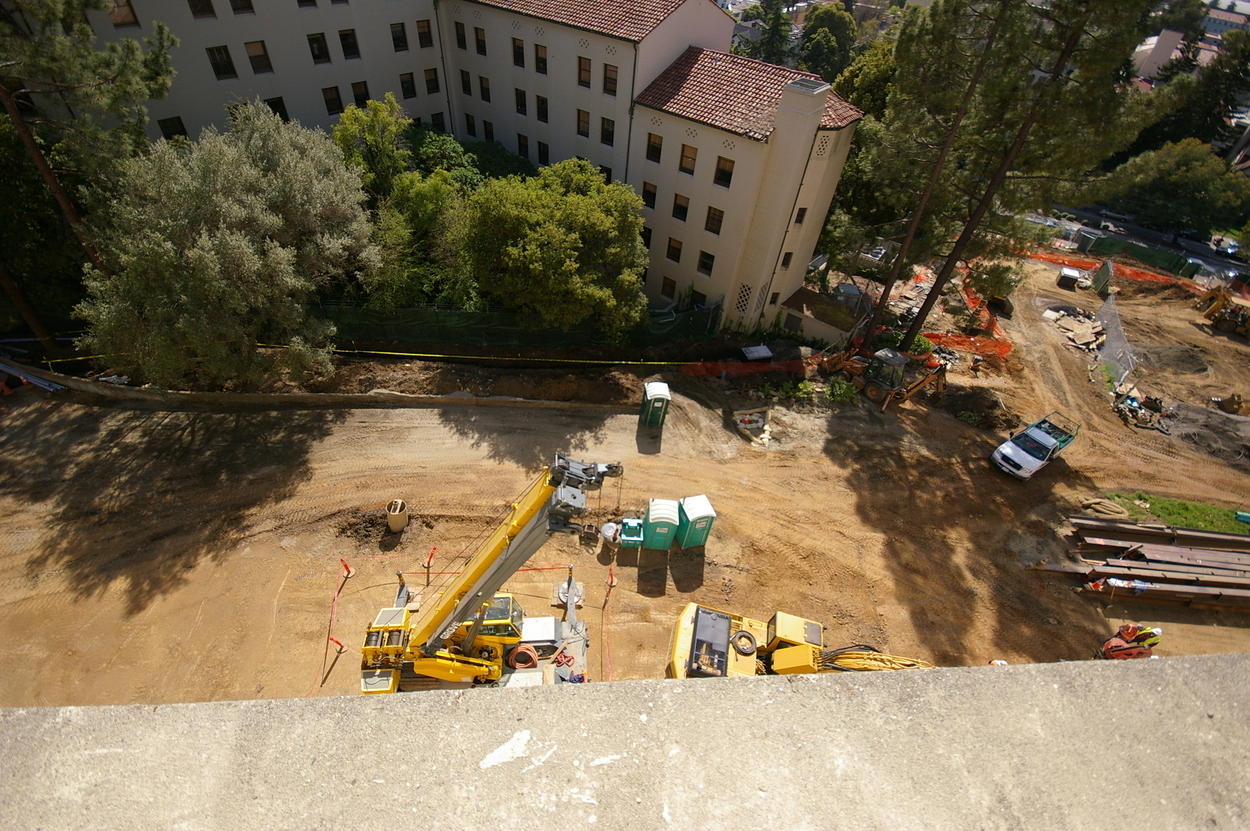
(361, 454), (621, 692)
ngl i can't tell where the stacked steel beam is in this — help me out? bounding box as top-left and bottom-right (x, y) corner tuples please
(1066, 516), (1250, 609)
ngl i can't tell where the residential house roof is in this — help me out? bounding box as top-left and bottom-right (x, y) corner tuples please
(634, 47), (862, 141)
(464, 0), (692, 42)
(1207, 8), (1248, 24)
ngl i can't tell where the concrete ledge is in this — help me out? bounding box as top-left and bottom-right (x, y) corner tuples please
(6, 359), (634, 413)
(2, 655), (1247, 829)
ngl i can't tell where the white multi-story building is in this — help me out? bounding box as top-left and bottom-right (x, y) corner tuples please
(92, 0), (861, 336)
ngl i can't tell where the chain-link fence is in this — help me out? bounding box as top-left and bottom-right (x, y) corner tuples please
(1094, 294), (1137, 385)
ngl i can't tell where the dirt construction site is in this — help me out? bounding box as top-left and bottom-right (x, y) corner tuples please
(1, 261), (1249, 706)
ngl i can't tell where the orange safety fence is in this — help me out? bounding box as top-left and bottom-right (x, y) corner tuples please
(1026, 250), (1204, 295)
(924, 332), (1013, 359)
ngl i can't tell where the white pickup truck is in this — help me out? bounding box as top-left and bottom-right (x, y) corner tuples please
(991, 412), (1080, 479)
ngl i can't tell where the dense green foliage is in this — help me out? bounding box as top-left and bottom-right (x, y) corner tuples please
(78, 104), (379, 388)
(1097, 139), (1250, 234)
(833, 35), (897, 119)
(799, 5), (857, 82)
(1133, 29), (1250, 152)
(445, 160), (648, 335)
(331, 93), (413, 204)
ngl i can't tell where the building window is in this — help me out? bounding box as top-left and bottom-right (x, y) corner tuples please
(308, 33), (330, 64)
(576, 109), (589, 137)
(781, 251), (793, 269)
(515, 88), (526, 115)
(297, 0), (316, 6)
(714, 156), (734, 187)
(264, 97), (288, 121)
(229, 0), (254, 13)
(188, 0), (215, 19)
(666, 238), (682, 262)
(536, 95), (548, 123)
(783, 313), (801, 332)
(416, 19), (433, 48)
(454, 21), (466, 50)
(351, 81), (369, 107)
(600, 117), (614, 146)
(110, 0), (139, 26)
(692, 290), (707, 307)
(474, 26), (486, 56)
(425, 68), (439, 94)
(330, 0), (347, 4)
(431, 112), (445, 131)
(206, 46), (236, 80)
(646, 133), (662, 163)
(479, 76), (491, 102)
(517, 133), (529, 159)
(391, 22), (408, 52)
(535, 44), (547, 74)
(603, 64), (618, 96)
(322, 86), (343, 115)
(400, 72), (416, 99)
(679, 144), (697, 175)
(794, 207), (807, 225)
(537, 141), (549, 165)
(339, 29), (360, 60)
(661, 277), (676, 299)
(465, 113), (476, 137)
(698, 251), (715, 276)
(642, 226), (652, 247)
(513, 38), (525, 67)
(672, 194), (688, 222)
(245, 41), (273, 74)
(460, 70), (472, 95)
(642, 182), (656, 209)
(769, 292), (779, 305)
(157, 116), (187, 139)
(483, 120), (494, 142)
(705, 206), (724, 235)
(578, 56), (591, 88)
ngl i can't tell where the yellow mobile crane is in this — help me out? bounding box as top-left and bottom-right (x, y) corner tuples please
(360, 454), (621, 694)
(669, 603), (933, 679)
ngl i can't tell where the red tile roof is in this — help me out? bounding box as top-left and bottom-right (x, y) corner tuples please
(465, 0), (691, 42)
(635, 47), (862, 141)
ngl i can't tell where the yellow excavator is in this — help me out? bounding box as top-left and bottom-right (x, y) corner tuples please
(1195, 286), (1250, 337)
(809, 346), (948, 411)
(669, 602), (933, 679)
(360, 454), (621, 693)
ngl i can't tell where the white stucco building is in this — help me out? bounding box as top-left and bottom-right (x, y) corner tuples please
(91, 0), (861, 336)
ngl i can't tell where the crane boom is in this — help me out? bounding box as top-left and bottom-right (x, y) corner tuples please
(361, 454), (621, 693)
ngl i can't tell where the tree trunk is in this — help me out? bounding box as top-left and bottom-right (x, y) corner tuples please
(900, 9), (1092, 352)
(0, 261), (55, 352)
(0, 83), (104, 271)
(863, 2), (1005, 341)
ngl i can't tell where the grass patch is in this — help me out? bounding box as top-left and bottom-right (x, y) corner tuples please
(1105, 492), (1248, 535)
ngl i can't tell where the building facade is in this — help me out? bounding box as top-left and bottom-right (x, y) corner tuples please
(92, 0), (861, 336)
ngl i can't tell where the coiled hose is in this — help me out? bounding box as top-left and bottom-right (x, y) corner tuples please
(818, 644), (934, 672)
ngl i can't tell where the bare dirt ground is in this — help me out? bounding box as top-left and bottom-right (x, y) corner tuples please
(1, 260), (1249, 707)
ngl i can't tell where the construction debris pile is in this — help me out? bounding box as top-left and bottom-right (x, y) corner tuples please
(1043, 305), (1105, 353)
(1111, 387), (1174, 434)
(1050, 515), (1250, 610)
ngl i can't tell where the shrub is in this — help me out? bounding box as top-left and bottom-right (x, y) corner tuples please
(826, 378), (858, 403)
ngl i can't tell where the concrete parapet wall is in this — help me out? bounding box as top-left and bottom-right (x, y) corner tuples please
(2, 655), (1247, 829)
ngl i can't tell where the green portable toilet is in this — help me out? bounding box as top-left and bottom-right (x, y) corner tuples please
(643, 498), (680, 549)
(677, 494), (716, 549)
(619, 517), (644, 549)
(639, 382), (671, 429)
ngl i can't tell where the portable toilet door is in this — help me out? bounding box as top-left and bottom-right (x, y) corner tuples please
(640, 382), (671, 428)
(677, 494), (716, 549)
(643, 498), (680, 549)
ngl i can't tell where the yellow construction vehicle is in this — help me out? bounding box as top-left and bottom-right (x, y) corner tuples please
(360, 454), (621, 693)
(668, 602), (933, 679)
(810, 346), (947, 411)
(1196, 287), (1250, 337)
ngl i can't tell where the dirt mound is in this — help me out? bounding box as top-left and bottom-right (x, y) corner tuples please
(325, 359), (642, 404)
(1135, 345), (1210, 376)
(1113, 281), (1196, 303)
(939, 385), (1021, 431)
(1167, 404), (1250, 473)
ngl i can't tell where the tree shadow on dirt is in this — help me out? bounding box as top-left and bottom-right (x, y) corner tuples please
(0, 394), (343, 616)
(822, 404), (1112, 665)
(435, 405), (617, 470)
